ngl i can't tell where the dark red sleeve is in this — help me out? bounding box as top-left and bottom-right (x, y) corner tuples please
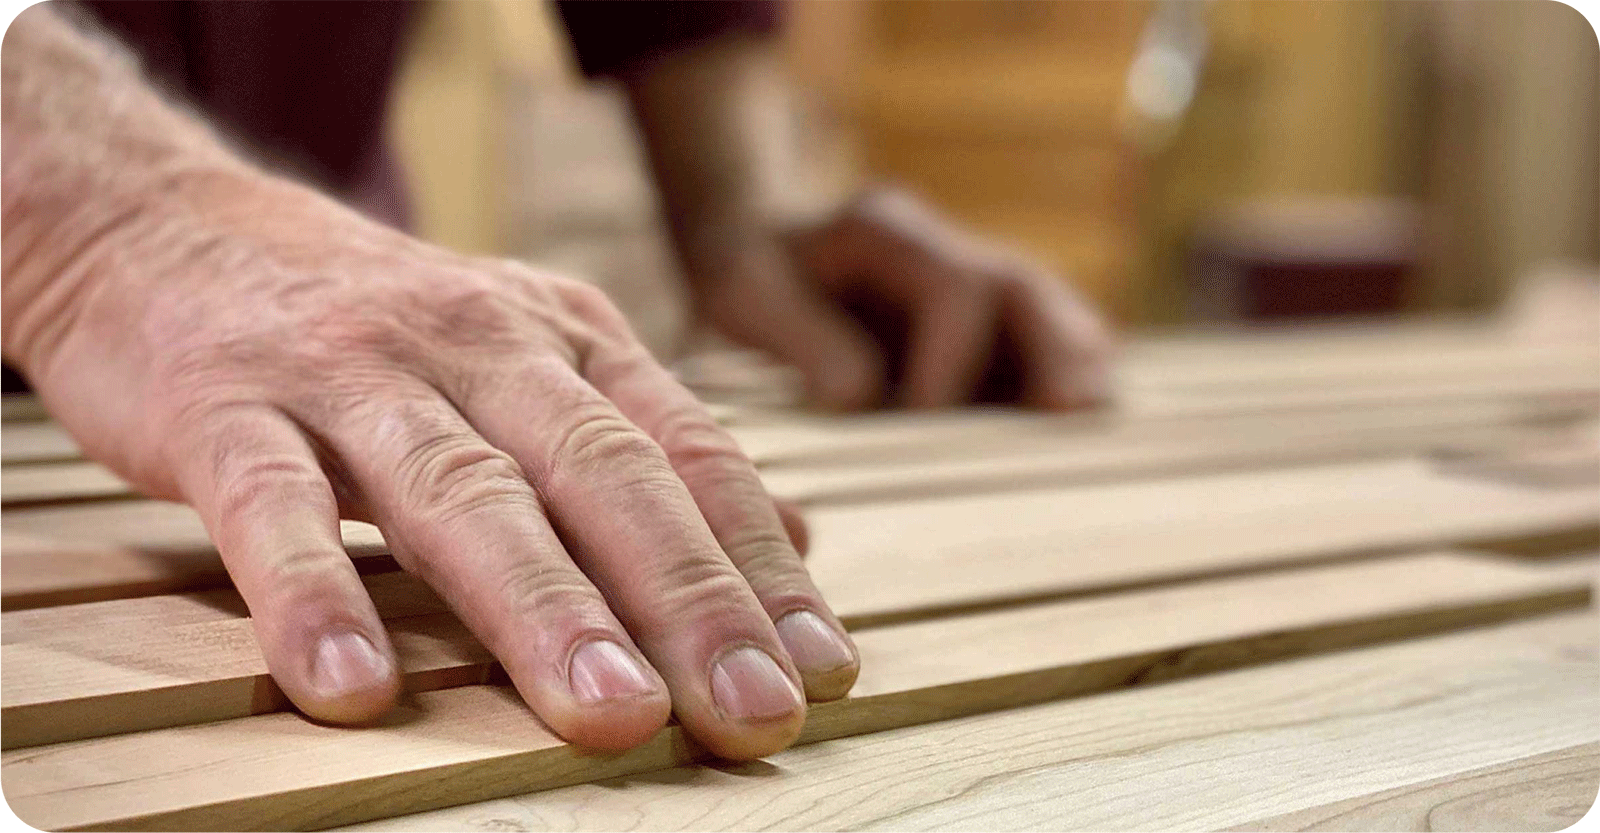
(75, 0), (415, 194)
(553, 0), (782, 79)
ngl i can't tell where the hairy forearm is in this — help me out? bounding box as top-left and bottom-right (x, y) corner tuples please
(0, 4), (251, 367)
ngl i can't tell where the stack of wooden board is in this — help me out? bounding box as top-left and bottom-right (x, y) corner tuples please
(2, 318), (1597, 831)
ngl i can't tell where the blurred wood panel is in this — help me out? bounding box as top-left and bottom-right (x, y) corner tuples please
(820, 1), (1151, 321)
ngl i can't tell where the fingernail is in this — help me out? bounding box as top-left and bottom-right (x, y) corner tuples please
(311, 630), (391, 697)
(569, 640), (657, 704)
(711, 646), (803, 722)
(775, 610), (855, 676)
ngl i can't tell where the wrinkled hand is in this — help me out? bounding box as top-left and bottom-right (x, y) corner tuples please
(15, 171), (853, 759)
(687, 190), (1114, 411)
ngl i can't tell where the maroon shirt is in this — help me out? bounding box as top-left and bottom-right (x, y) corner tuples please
(76, 0), (780, 226)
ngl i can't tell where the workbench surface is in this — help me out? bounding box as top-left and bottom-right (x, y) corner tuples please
(3, 313), (1597, 831)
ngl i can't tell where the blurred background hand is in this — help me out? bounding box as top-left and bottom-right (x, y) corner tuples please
(682, 188), (1113, 411)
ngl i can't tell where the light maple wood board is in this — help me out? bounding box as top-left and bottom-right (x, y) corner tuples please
(0, 395), (48, 423)
(2, 409), (1569, 510)
(0, 402), (750, 462)
(801, 457), (1600, 624)
(1229, 743), (1599, 832)
(0, 461), (131, 507)
(728, 396), (1594, 468)
(3, 552), (1591, 830)
(6, 389), (1594, 473)
(0, 504), (388, 611)
(349, 610), (1599, 833)
(0, 421), (82, 465)
(10, 548), (1586, 749)
(760, 419), (1555, 506)
(6, 457), (1597, 619)
(1120, 317), (1599, 367)
(1119, 341), (1600, 392)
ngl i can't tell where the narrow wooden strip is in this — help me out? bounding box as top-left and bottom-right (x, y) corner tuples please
(1, 553), (1589, 831)
(6, 458), (1598, 619)
(801, 457), (1600, 625)
(1228, 743), (1600, 832)
(761, 419), (1551, 507)
(1120, 342), (1600, 393)
(729, 396), (1592, 468)
(0, 461), (130, 507)
(4, 398), (1591, 509)
(348, 612), (1599, 833)
(2, 570), (455, 746)
(0, 503), (387, 611)
(0, 422), (81, 465)
(0, 394), (48, 423)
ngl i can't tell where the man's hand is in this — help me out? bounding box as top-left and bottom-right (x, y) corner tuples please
(623, 39), (1113, 412)
(688, 190), (1115, 411)
(3, 7), (853, 760)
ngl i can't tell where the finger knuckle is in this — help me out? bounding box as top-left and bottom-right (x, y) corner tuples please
(653, 404), (748, 476)
(397, 433), (535, 521)
(213, 450), (332, 520)
(546, 412), (670, 482)
(257, 547), (349, 603)
(495, 561), (602, 624)
(651, 554), (756, 624)
(555, 279), (619, 320)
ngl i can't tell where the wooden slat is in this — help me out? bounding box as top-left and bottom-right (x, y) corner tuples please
(0, 403), (754, 466)
(349, 610), (1599, 833)
(760, 418), (1555, 506)
(3, 552), (1590, 830)
(2, 461), (135, 507)
(3, 398), (1592, 508)
(801, 457), (1600, 625)
(12, 531), (1589, 748)
(730, 398), (1594, 467)
(0, 394), (49, 423)
(1120, 342), (1600, 392)
(0, 503), (387, 610)
(1229, 743), (1600, 832)
(5, 457), (1597, 618)
(0, 421), (82, 465)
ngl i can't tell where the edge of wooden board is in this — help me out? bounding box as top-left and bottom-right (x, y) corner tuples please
(2, 553), (1591, 830)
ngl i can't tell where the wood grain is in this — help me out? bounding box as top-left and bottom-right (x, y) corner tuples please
(1231, 743), (1600, 832)
(10, 406), (1578, 509)
(2, 552), (1591, 828)
(0, 503), (388, 611)
(802, 457), (1600, 625)
(346, 611), (1599, 833)
(0, 421), (82, 465)
(760, 418), (1558, 506)
(0, 404), (751, 466)
(729, 397), (1593, 468)
(6, 457), (1597, 620)
(0, 461), (130, 507)
(10, 550), (1585, 748)
(0, 394), (49, 423)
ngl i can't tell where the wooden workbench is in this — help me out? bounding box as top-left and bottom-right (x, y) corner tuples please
(3, 312), (1597, 831)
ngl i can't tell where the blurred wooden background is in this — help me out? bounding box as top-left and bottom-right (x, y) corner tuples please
(386, 0), (1599, 352)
